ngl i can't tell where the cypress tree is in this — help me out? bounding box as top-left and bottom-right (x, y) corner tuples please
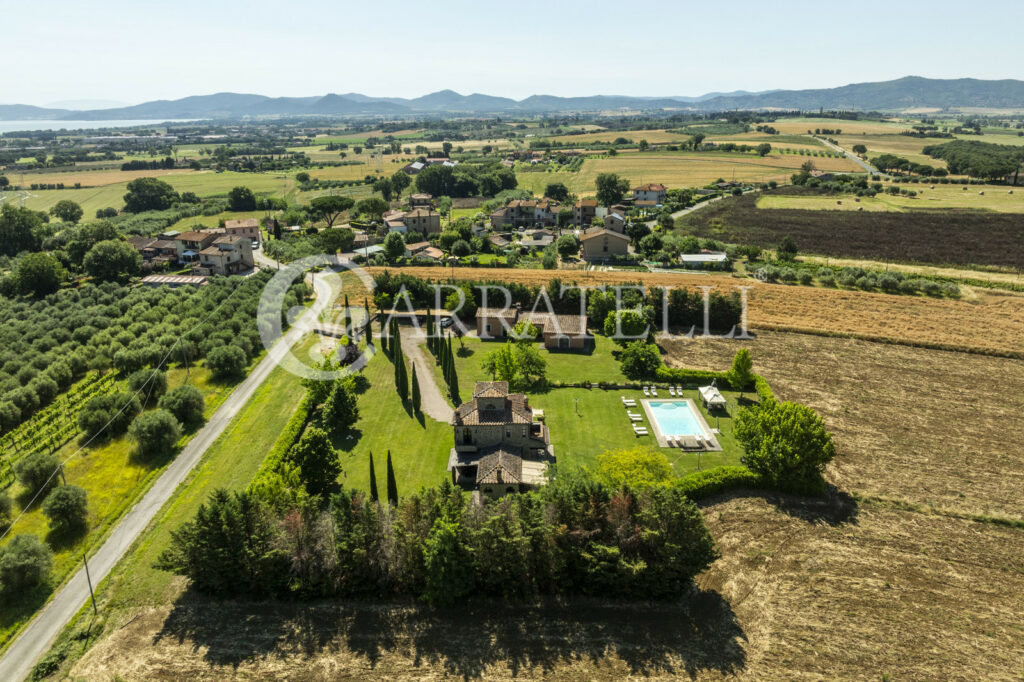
(441, 338), (451, 388)
(425, 313), (434, 356)
(364, 300), (373, 345)
(411, 362), (421, 413)
(368, 451), (379, 502)
(449, 352), (460, 403)
(385, 450), (398, 506)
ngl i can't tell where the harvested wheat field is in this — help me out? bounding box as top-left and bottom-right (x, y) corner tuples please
(379, 267), (1024, 358)
(70, 508), (1024, 682)
(663, 331), (1024, 521)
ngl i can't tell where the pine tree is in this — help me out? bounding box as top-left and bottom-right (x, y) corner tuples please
(368, 451), (379, 502)
(385, 450), (398, 506)
(411, 362), (421, 413)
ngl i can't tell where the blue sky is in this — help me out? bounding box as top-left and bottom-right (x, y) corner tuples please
(5, 0), (1023, 106)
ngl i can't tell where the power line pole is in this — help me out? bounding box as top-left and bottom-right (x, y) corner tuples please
(58, 465), (98, 616)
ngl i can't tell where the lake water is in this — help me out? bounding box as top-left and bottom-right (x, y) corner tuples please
(0, 119), (198, 134)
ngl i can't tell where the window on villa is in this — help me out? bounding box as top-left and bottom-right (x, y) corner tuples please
(505, 427), (510, 438)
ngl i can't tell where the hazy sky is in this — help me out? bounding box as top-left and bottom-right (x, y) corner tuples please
(5, 0), (1023, 106)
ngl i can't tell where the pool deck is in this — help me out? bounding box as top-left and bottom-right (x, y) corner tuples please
(640, 398), (722, 451)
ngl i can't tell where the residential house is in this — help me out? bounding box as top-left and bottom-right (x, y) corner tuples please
(414, 246), (445, 262)
(224, 218), (261, 243)
(476, 307), (520, 339)
(383, 210), (408, 233)
(810, 170), (835, 182)
(573, 198), (598, 226)
(489, 206), (511, 229)
(127, 235), (156, 256)
(603, 212), (626, 233)
(403, 207), (441, 234)
(491, 199), (557, 229)
(579, 227), (630, 261)
(426, 157), (458, 167)
(448, 381), (554, 497)
(523, 312), (590, 350)
(488, 234), (510, 249)
(194, 235), (254, 276)
(402, 161), (425, 174)
(175, 230), (220, 263)
(476, 307), (589, 350)
(141, 239), (179, 265)
(409, 193), (433, 208)
(404, 241), (431, 258)
(632, 182), (667, 204)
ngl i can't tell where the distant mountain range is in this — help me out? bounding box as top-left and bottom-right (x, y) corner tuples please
(3, 77), (1024, 121)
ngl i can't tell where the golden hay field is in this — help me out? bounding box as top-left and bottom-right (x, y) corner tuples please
(68, 330), (1024, 681)
(538, 128), (691, 145)
(515, 152), (861, 195)
(765, 117), (913, 136)
(384, 267), (1024, 358)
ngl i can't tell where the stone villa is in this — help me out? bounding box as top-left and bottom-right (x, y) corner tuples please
(448, 381), (554, 497)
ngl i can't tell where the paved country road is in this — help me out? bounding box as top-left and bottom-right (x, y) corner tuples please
(817, 136), (880, 174)
(0, 260), (330, 682)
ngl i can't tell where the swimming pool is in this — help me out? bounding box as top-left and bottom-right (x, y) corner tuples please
(645, 400), (708, 438)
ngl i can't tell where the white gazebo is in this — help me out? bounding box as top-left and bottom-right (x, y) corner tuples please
(698, 384), (726, 410)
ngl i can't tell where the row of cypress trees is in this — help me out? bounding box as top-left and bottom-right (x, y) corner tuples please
(425, 314), (460, 404)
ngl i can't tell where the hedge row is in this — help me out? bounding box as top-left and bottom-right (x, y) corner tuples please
(652, 366), (776, 401)
(672, 465), (767, 501)
(248, 394), (312, 489)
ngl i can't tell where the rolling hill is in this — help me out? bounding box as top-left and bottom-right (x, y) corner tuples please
(3, 77), (1024, 121)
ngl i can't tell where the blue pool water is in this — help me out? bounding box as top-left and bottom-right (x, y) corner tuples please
(647, 400), (705, 437)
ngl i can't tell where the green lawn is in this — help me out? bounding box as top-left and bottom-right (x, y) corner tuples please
(331, 349), (451, 496)
(530, 387), (748, 475)
(428, 334), (628, 402)
(420, 333), (745, 476)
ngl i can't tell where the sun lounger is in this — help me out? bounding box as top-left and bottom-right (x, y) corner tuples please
(665, 436), (676, 447)
(680, 435), (700, 450)
(629, 416), (643, 422)
(642, 387), (650, 396)
(668, 387), (676, 396)
(675, 385), (683, 394)
(651, 388), (658, 396)
(633, 427), (649, 435)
